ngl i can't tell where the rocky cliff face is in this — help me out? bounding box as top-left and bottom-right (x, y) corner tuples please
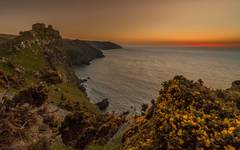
(87, 41), (122, 50)
(1, 23), (62, 51)
(63, 39), (104, 65)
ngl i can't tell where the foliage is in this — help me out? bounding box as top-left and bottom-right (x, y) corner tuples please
(13, 83), (48, 106)
(122, 75), (240, 150)
(59, 111), (127, 149)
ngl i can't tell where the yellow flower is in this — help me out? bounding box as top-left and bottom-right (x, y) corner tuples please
(182, 115), (188, 120)
(224, 145), (236, 150)
(204, 139), (210, 147)
(171, 123), (177, 129)
(223, 118), (230, 126)
(221, 129), (228, 136)
(177, 129), (183, 136)
(179, 138), (184, 145)
(228, 127), (235, 134)
(135, 116), (145, 123)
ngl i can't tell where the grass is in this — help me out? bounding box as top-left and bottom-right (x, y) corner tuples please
(86, 132), (123, 150)
(10, 47), (46, 72)
(51, 142), (75, 150)
(0, 61), (15, 75)
(104, 133), (123, 150)
(87, 144), (104, 150)
(0, 43), (98, 114)
(48, 82), (99, 114)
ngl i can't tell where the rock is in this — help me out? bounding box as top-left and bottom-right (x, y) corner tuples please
(41, 69), (63, 84)
(141, 103), (148, 115)
(236, 98), (240, 109)
(78, 83), (87, 95)
(32, 23), (46, 31)
(232, 80), (240, 88)
(79, 78), (88, 83)
(96, 98), (109, 111)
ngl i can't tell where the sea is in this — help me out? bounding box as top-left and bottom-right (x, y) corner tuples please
(74, 46), (240, 112)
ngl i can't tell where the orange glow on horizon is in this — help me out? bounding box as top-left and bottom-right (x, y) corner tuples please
(189, 43), (228, 47)
(1, 0), (240, 46)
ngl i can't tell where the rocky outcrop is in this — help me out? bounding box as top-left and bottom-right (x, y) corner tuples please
(232, 80), (240, 88)
(96, 98), (109, 111)
(41, 69), (63, 84)
(63, 39), (104, 65)
(1, 23), (62, 51)
(87, 41), (122, 50)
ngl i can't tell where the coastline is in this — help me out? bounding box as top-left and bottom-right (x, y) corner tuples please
(0, 23), (239, 150)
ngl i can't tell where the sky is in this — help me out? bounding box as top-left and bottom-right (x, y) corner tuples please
(0, 0), (240, 45)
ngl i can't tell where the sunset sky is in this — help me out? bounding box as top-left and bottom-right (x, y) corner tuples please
(0, 0), (240, 45)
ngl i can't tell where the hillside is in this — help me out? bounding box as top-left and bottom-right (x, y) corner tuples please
(0, 23), (126, 150)
(0, 34), (122, 66)
(63, 39), (104, 65)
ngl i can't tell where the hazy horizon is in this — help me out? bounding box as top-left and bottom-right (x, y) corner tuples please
(0, 0), (240, 45)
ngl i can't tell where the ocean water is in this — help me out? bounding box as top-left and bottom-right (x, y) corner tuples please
(74, 46), (240, 112)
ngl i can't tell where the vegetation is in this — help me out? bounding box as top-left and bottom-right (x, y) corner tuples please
(0, 23), (125, 150)
(60, 111), (127, 149)
(122, 76), (240, 150)
(0, 23), (239, 150)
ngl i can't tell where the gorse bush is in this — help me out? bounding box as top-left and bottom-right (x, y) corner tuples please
(122, 76), (240, 150)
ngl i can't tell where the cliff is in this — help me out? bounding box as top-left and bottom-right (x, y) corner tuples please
(0, 23), (126, 150)
(0, 34), (122, 66)
(87, 41), (122, 50)
(63, 39), (104, 65)
(63, 40), (122, 65)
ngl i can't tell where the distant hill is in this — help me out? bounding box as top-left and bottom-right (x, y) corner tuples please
(0, 33), (17, 44)
(87, 41), (122, 50)
(63, 39), (104, 65)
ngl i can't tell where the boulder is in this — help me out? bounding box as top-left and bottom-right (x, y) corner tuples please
(232, 80), (240, 88)
(41, 69), (63, 84)
(141, 103), (148, 115)
(96, 98), (109, 111)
